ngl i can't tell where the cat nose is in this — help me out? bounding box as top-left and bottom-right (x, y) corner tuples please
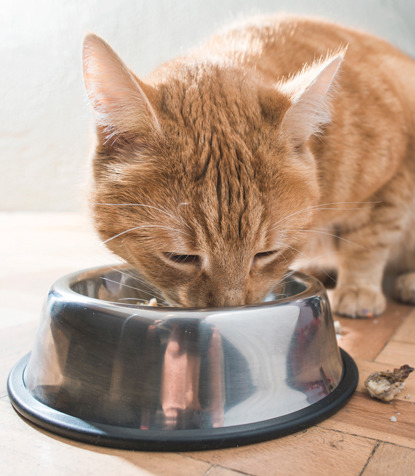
(217, 288), (246, 306)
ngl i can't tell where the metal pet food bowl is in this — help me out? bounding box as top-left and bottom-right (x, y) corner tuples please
(8, 266), (358, 451)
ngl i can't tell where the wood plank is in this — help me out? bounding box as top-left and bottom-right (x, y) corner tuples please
(0, 399), (212, 476)
(375, 341), (415, 368)
(334, 300), (412, 361)
(0, 322), (38, 397)
(391, 309), (415, 344)
(362, 442), (415, 475)
(0, 288), (44, 321)
(186, 426), (376, 476)
(319, 392), (415, 449)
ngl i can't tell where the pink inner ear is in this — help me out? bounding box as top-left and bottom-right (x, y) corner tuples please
(304, 55), (343, 100)
(83, 34), (159, 133)
(279, 53), (344, 144)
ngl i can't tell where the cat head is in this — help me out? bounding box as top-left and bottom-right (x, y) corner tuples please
(83, 33), (343, 307)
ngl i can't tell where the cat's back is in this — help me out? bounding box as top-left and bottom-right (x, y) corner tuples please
(197, 15), (415, 100)
(203, 15), (412, 72)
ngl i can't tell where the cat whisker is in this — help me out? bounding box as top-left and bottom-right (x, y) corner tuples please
(101, 224), (192, 245)
(299, 228), (366, 249)
(270, 208), (362, 232)
(107, 260), (172, 305)
(265, 292), (287, 301)
(107, 264), (165, 295)
(107, 266), (149, 287)
(146, 197), (191, 229)
(118, 297), (149, 302)
(309, 200), (381, 210)
(116, 248), (173, 302)
(117, 297), (170, 306)
(270, 201), (380, 230)
(96, 202), (189, 228)
(284, 247), (337, 284)
(101, 276), (157, 298)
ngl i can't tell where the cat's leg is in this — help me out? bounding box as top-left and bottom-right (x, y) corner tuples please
(331, 179), (410, 318)
(392, 234), (415, 304)
(332, 244), (389, 317)
(394, 272), (415, 304)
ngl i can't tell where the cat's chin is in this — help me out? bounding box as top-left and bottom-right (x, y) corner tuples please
(153, 273), (287, 308)
(163, 292), (272, 309)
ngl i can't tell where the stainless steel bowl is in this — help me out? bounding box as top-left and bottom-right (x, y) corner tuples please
(8, 265), (358, 450)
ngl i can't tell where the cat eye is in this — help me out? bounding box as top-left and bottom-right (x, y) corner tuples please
(253, 250), (279, 264)
(163, 253), (201, 268)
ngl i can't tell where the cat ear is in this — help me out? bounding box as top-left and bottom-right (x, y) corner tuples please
(278, 51), (345, 145)
(82, 33), (160, 136)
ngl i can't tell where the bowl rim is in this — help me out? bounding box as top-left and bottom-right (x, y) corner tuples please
(55, 264), (326, 314)
(7, 349), (358, 451)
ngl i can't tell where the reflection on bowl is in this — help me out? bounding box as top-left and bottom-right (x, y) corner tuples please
(8, 265), (358, 450)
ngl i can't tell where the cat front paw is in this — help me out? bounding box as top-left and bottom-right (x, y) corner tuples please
(332, 284), (386, 318)
(394, 272), (415, 304)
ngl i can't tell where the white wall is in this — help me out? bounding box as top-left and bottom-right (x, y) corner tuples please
(2, 0), (414, 211)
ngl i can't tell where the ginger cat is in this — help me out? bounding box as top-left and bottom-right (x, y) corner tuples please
(83, 15), (415, 317)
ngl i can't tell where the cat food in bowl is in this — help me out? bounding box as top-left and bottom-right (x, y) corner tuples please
(8, 265), (358, 451)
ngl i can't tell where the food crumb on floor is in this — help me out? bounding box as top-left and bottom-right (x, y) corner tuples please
(364, 365), (414, 402)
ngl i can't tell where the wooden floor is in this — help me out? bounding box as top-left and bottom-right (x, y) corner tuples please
(1, 212), (414, 476)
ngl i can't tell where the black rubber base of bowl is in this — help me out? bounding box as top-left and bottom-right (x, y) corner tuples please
(8, 349), (358, 451)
